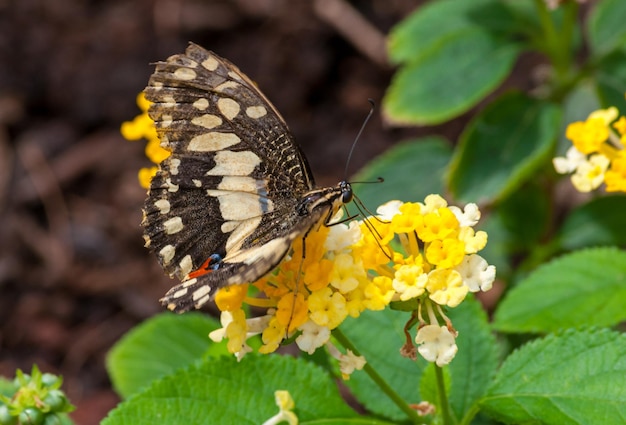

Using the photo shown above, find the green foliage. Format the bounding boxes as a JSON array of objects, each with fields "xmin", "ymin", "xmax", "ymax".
[
  {"xmin": 0, "ymin": 367, "xmax": 74, "ymax": 425},
  {"xmin": 106, "ymin": 1, "xmax": 626, "ymax": 424},
  {"xmin": 103, "ymin": 355, "xmax": 367, "ymax": 425},
  {"xmin": 106, "ymin": 312, "xmax": 223, "ymax": 398},
  {"xmin": 482, "ymin": 329, "xmax": 626, "ymax": 425},
  {"xmin": 493, "ymin": 248, "xmax": 626, "ymax": 332}
]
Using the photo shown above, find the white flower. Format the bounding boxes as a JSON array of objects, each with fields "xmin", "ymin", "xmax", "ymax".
[
  {"xmin": 325, "ymin": 342, "xmax": 366, "ymax": 379},
  {"xmin": 325, "ymin": 220, "xmax": 361, "ymax": 251},
  {"xmin": 376, "ymin": 200, "xmax": 403, "ymax": 220},
  {"xmin": 455, "ymin": 254, "xmax": 496, "ymax": 292},
  {"xmin": 449, "ymin": 203, "xmax": 481, "ymax": 227},
  {"xmin": 415, "ymin": 325, "xmax": 458, "ymax": 366},
  {"xmin": 209, "ymin": 311, "xmax": 272, "ymax": 360},
  {"xmin": 295, "ymin": 320, "xmax": 331, "ymax": 354},
  {"xmin": 553, "ymin": 146, "xmax": 586, "ymax": 174},
  {"xmin": 338, "ymin": 349, "xmax": 366, "ymax": 378}
]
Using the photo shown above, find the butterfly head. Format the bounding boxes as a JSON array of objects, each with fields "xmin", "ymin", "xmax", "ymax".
[{"xmin": 296, "ymin": 181, "xmax": 353, "ymax": 219}]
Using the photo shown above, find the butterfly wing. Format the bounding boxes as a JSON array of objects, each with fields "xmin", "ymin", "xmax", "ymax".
[{"xmin": 142, "ymin": 44, "xmax": 319, "ymax": 311}]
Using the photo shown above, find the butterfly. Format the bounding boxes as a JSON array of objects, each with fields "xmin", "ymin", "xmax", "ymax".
[{"xmin": 142, "ymin": 43, "xmax": 353, "ymax": 312}]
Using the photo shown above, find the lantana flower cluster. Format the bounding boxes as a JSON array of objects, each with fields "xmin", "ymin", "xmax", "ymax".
[
  {"xmin": 553, "ymin": 104, "xmax": 626, "ymax": 193},
  {"xmin": 121, "ymin": 93, "xmax": 170, "ymax": 188},
  {"xmin": 122, "ymin": 95, "xmax": 496, "ymax": 371},
  {"xmin": 207, "ymin": 196, "xmax": 495, "ymax": 369}
]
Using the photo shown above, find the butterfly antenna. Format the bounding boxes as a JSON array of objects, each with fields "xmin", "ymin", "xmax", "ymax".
[{"xmin": 344, "ymin": 99, "xmax": 376, "ymax": 180}]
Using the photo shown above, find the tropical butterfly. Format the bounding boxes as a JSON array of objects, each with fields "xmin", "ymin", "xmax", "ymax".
[{"xmin": 142, "ymin": 43, "xmax": 352, "ymax": 312}]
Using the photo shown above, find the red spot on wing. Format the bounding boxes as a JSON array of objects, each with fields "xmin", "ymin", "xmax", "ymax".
[{"xmin": 188, "ymin": 256, "xmax": 216, "ymax": 279}]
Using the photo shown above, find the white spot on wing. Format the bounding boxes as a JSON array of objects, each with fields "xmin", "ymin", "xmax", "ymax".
[
  {"xmin": 163, "ymin": 216, "xmax": 184, "ymax": 234},
  {"xmin": 218, "ymin": 176, "xmax": 263, "ymax": 192},
  {"xmin": 160, "ymin": 245, "xmax": 175, "ymax": 265},
  {"xmin": 191, "ymin": 114, "xmax": 222, "ymax": 129},
  {"xmin": 192, "ymin": 179, "xmax": 202, "ymax": 187},
  {"xmin": 161, "ymin": 96, "xmax": 177, "ymax": 108},
  {"xmin": 169, "ymin": 158, "xmax": 181, "ymax": 175},
  {"xmin": 215, "ymin": 81, "xmax": 239, "ymax": 92},
  {"xmin": 155, "ymin": 199, "xmax": 171, "ymax": 214},
  {"xmin": 224, "ymin": 217, "xmax": 262, "ymax": 252},
  {"xmin": 179, "ymin": 255, "xmax": 193, "ymax": 277},
  {"xmin": 208, "ymin": 192, "xmax": 265, "ymax": 221},
  {"xmin": 206, "ymin": 151, "xmax": 261, "ymax": 176},
  {"xmin": 174, "ymin": 67, "xmax": 197, "ymax": 81},
  {"xmin": 161, "ymin": 114, "xmax": 173, "ymax": 127},
  {"xmin": 221, "ymin": 220, "xmax": 239, "ymax": 233},
  {"xmin": 166, "ymin": 178, "xmax": 179, "ymax": 192},
  {"xmin": 217, "ymin": 98, "xmax": 240, "ymax": 120},
  {"xmin": 192, "ymin": 285, "xmax": 212, "ymax": 301},
  {"xmin": 202, "ymin": 56, "xmax": 219, "ymax": 71},
  {"xmin": 188, "ymin": 132, "xmax": 240, "ymax": 151},
  {"xmin": 183, "ymin": 278, "xmax": 198, "ymax": 288},
  {"xmin": 246, "ymin": 106, "xmax": 267, "ymax": 119},
  {"xmin": 193, "ymin": 98, "xmax": 209, "ymax": 110},
  {"xmin": 172, "ymin": 288, "xmax": 188, "ymax": 299},
  {"xmin": 195, "ymin": 294, "xmax": 211, "ymax": 308}
]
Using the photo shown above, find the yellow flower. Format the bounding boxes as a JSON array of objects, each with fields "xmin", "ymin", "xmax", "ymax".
[
  {"xmin": 426, "ymin": 269, "xmax": 468, "ymax": 308},
  {"xmin": 557, "ymin": 103, "xmax": 626, "ymax": 193},
  {"xmin": 308, "ymin": 287, "xmax": 348, "ymax": 329},
  {"xmin": 121, "ymin": 93, "xmax": 170, "ymax": 188},
  {"xmin": 571, "ymin": 154, "xmax": 610, "ymax": 192},
  {"xmin": 262, "ymin": 391, "xmax": 298, "ymax": 425},
  {"xmin": 566, "ymin": 117, "xmax": 609, "ymax": 154},
  {"xmin": 605, "ymin": 150, "xmax": 626, "ymax": 192},
  {"xmin": 215, "ymin": 284, "xmax": 249, "ymax": 311},
  {"xmin": 425, "ymin": 238, "xmax": 465, "ymax": 269}
]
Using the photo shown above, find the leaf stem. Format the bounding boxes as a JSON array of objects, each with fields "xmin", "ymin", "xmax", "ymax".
[
  {"xmin": 332, "ymin": 327, "xmax": 422, "ymax": 423},
  {"xmin": 434, "ymin": 365, "xmax": 455, "ymax": 425}
]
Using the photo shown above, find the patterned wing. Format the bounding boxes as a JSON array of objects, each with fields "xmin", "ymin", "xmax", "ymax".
[{"xmin": 142, "ymin": 44, "xmax": 319, "ymax": 311}]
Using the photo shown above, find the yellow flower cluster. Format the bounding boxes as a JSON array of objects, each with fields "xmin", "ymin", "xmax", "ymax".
[
  {"xmin": 554, "ymin": 105, "xmax": 626, "ymax": 192},
  {"xmin": 358, "ymin": 196, "xmax": 493, "ymax": 308},
  {"xmin": 209, "ymin": 196, "xmax": 495, "ymax": 367},
  {"xmin": 120, "ymin": 93, "xmax": 170, "ymax": 188},
  {"xmin": 210, "ymin": 216, "xmax": 389, "ymax": 357}
]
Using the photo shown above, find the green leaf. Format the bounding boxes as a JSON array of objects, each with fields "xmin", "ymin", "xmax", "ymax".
[
  {"xmin": 587, "ymin": 0, "xmax": 626, "ymax": 57},
  {"xmin": 384, "ymin": 30, "xmax": 521, "ymax": 125},
  {"xmin": 0, "ymin": 378, "xmax": 16, "ymax": 398},
  {"xmin": 481, "ymin": 328, "xmax": 626, "ymax": 425},
  {"xmin": 557, "ymin": 195, "xmax": 626, "ymax": 250},
  {"xmin": 474, "ymin": 214, "xmax": 513, "ymax": 278},
  {"xmin": 493, "ymin": 248, "xmax": 626, "ymax": 333},
  {"xmin": 494, "ymin": 182, "xmax": 551, "ymax": 252},
  {"xmin": 106, "ymin": 312, "xmax": 222, "ymax": 398},
  {"xmin": 447, "ymin": 297, "xmax": 499, "ymax": 422},
  {"xmin": 341, "ymin": 308, "xmax": 425, "ymax": 421},
  {"xmin": 593, "ymin": 50, "xmax": 626, "ymax": 113},
  {"xmin": 341, "ymin": 297, "xmax": 498, "ymax": 422},
  {"xmin": 388, "ymin": 0, "xmax": 517, "ymax": 64},
  {"xmin": 448, "ymin": 92, "xmax": 561, "ymax": 203},
  {"xmin": 102, "ymin": 355, "xmax": 362, "ymax": 425},
  {"xmin": 351, "ymin": 137, "xmax": 451, "ymax": 207}
]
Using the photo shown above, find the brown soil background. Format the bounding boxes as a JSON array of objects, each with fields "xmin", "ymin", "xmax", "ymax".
[{"xmin": 0, "ymin": 1, "xmax": 475, "ymax": 423}]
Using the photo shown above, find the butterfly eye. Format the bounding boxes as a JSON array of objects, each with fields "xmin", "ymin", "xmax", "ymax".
[{"xmin": 341, "ymin": 183, "xmax": 353, "ymax": 204}]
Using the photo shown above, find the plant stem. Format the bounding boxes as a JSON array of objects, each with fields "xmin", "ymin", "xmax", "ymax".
[
  {"xmin": 434, "ymin": 365, "xmax": 455, "ymax": 425},
  {"xmin": 332, "ymin": 328, "xmax": 422, "ymax": 423}
]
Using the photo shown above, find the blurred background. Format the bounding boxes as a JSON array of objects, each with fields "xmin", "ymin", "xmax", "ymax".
[{"xmin": 0, "ymin": 0, "xmax": 449, "ymax": 423}]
